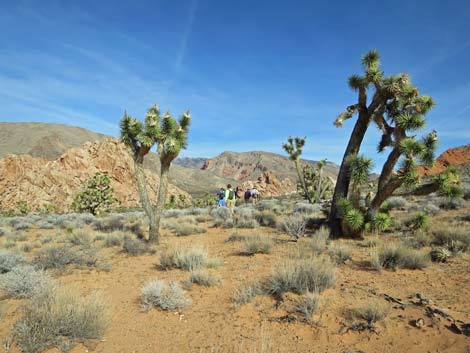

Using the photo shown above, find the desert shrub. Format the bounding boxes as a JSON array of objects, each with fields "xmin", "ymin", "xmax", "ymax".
[
  {"xmin": 6, "ymin": 232, "xmax": 28, "ymax": 242},
  {"xmin": 346, "ymin": 300, "xmax": 389, "ymax": 327},
  {"xmin": 13, "ymin": 287, "xmax": 108, "ymax": 353},
  {"xmin": 328, "ymin": 244, "xmax": 352, "ymax": 264},
  {"xmin": 403, "ymin": 231, "xmax": 431, "ymax": 249},
  {"xmin": 39, "ymin": 235, "xmax": 52, "ymax": 244},
  {"xmin": 163, "ymin": 209, "xmax": 187, "ymax": 218},
  {"xmin": 34, "ymin": 245, "xmax": 76, "ymax": 270},
  {"xmin": 0, "ymin": 265, "xmax": 54, "ymax": 299},
  {"xmin": 195, "ymin": 214, "xmax": 212, "ymax": 223},
  {"xmin": 234, "ymin": 209, "xmax": 259, "ymax": 229},
  {"xmin": 141, "ymin": 280, "xmax": 191, "ymax": 310},
  {"xmin": 0, "ymin": 250, "xmax": 26, "ymax": 273},
  {"xmin": 242, "ymin": 234, "xmax": 273, "ymax": 255},
  {"xmin": 187, "ymin": 208, "xmax": 209, "ymax": 216},
  {"xmin": 72, "ymin": 172, "xmax": 117, "ymax": 215},
  {"xmin": 256, "ymin": 199, "xmax": 279, "ymax": 212},
  {"xmin": 210, "ymin": 207, "xmax": 232, "ymax": 221},
  {"xmin": 67, "ymin": 229, "xmax": 92, "ymax": 247},
  {"xmin": 187, "ymin": 270, "xmax": 222, "ymax": 287},
  {"xmin": 92, "ymin": 214, "xmax": 125, "ymax": 233},
  {"xmin": 371, "ymin": 243, "xmax": 429, "ymax": 270},
  {"xmin": 36, "ymin": 220, "xmax": 54, "ymax": 229},
  {"xmin": 296, "ymin": 292, "xmax": 320, "ymax": 322},
  {"xmin": 20, "ymin": 243, "xmax": 34, "ymax": 253},
  {"xmin": 122, "ymin": 237, "xmax": 155, "ymax": 256},
  {"xmin": 281, "ymin": 214, "xmax": 306, "ymax": 240},
  {"xmin": 420, "ymin": 202, "xmax": 440, "ymax": 215},
  {"xmin": 463, "ymin": 185, "xmax": 470, "ymax": 200},
  {"xmin": 264, "ymin": 258, "xmax": 336, "ymax": 295},
  {"xmin": 232, "ymin": 281, "xmax": 262, "ymax": 306},
  {"xmin": 226, "ymin": 232, "xmax": 248, "ymax": 242},
  {"xmin": 13, "ymin": 221, "xmax": 33, "ymax": 231},
  {"xmin": 371, "ymin": 213, "xmax": 393, "ymax": 232},
  {"xmin": 160, "ymin": 247, "xmax": 210, "ymax": 271},
  {"xmin": 4, "ymin": 240, "xmax": 16, "ymax": 249},
  {"xmin": 438, "ymin": 197, "xmax": 464, "ymax": 210},
  {"xmin": 430, "ymin": 247, "xmax": 451, "ymax": 263},
  {"xmin": 172, "ymin": 223, "xmax": 207, "ymax": 236},
  {"xmin": 16, "ymin": 201, "xmax": 31, "ymax": 215},
  {"xmin": 294, "ymin": 202, "xmax": 322, "ymax": 214},
  {"xmin": 102, "ymin": 232, "xmax": 125, "ymax": 247},
  {"xmin": 407, "ymin": 212, "xmax": 430, "ymax": 231},
  {"xmin": 255, "ymin": 210, "xmax": 277, "ymax": 227},
  {"xmin": 307, "ymin": 226, "xmax": 329, "ymax": 255},
  {"xmin": 0, "ymin": 228, "xmax": 5, "ymax": 237},
  {"xmin": 431, "ymin": 227, "xmax": 470, "ymax": 253},
  {"xmin": 387, "ymin": 196, "xmax": 409, "ymax": 210}
]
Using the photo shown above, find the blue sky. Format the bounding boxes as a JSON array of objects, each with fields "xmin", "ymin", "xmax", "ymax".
[{"xmin": 0, "ymin": 0, "xmax": 469, "ymax": 169}]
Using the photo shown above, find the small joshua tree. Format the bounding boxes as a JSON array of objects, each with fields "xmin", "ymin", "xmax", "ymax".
[
  {"xmin": 72, "ymin": 172, "xmax": 116, "ymax": 215},
  {"xmin": 329, "ymin": 50, "xmax": 461, "ymax": 237},
  {"xmin": 120, "ymin": 103, "xmax": 190, "ymax": 243},
  {"xmin": 283, "ymin": 137, "xmax": 333, "ymax": 203}
]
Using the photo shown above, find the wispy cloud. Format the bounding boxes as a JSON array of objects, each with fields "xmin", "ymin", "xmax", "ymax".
[{"xmin": 175, "ymin": 0, "xmax": 199, "ymax": 74}]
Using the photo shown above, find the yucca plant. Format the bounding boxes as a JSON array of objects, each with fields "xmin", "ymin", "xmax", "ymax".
[
  {"xmin": 430, "ymin": 247, "xmax": 450, "ymax": 263},
  {"xmin": 120, "ymin": 103, "xmax": 191, "ymax": 243},
  {"xmin": 329, "ymin": 50, "xmax": 462, "ymax": 237}
]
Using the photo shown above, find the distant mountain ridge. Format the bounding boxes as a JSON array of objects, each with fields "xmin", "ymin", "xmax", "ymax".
[{"xmin": 0, "ymin": 122, "xmax": 339, "ymax": 196}]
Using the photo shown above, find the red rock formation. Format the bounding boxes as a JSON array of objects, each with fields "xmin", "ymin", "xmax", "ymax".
[
  {"xmin": 0, "ymin": 138, "xmax": 190, "ymax": 212},
  {"xmin": 419, "ymin": 145, "xmax": 470, "ymax": 176},
  {"xmin": 239, "ymin": 171, "xmax": 295, "ymax": 198}
]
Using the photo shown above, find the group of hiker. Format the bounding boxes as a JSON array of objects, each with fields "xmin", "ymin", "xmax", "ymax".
[{"xmin": 216, "ymin": 184, "xmax": 260, "ymax": 208}]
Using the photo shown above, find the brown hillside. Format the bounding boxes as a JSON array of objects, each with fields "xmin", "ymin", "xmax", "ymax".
[
  {"xmin": 419, "ymin": 145, "xmax": 470, "ymax": 176},
  {"xmin": 0, "ymin": 138, "xmax": 190, "ymax": 212},
  {"xmin": 201, "ymin": 151, "xmax": 339, "ymax": 182}
]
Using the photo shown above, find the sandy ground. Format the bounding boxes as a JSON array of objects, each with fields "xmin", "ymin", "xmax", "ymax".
[{"xmin": 0, "ymin": 212, "xmax": 469, "ymax": 353}]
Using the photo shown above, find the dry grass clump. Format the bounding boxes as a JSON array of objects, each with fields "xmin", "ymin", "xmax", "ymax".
[
  {"xmin": 307, "ymin": 226, "xmax": 329, "ymax": 254},
  {"xmin": 264, "ymin": 258, "xmax": 336, "ymax": 296},
  {"xmin": 172, "ymin": 222, "xmax": 207, "ymax": 236},
  {"xmin": 296, "ymin": 292, "xmax": 320, "ymax": 322},
  {"xmin": 242, "ymin": 234, "xmax": 274, "ymax": 255},
  {"xmin": 160, "ymin": 247, "xmax": 212, "ymax": 271},
  {"xmin": 187, "ymin": 269, "xmax": 222, "ymax": 287},
  {"xmin": 13, "ymin": 287, "xmax": 108, "ymax": 353},
  {"xmin": 294, "ymin": 202, "xmax": 322, "ymax": 214},
  {"xmin": 234, "ymin": 208, "xmax": 259, "ymax": 229},
  {"xmin": 328, "ymin": 244, "xmax": 352, "ymax": 264},
  {"xmin": 386, "ymin": 196, "xmax": 409, "ymax": 210},
  {"xmin": 403, "ymin": 231, "xmax": 431, "ymax": 249},
  {"xmin": 431, "ymin": 226, "xmax": 470, "ymax": 253},
  {"xmin": 345, "ymin": 300, "xmax": 390, "ymax": 327},
  {"xmin": 141, "ymin": 280, "xmax": 191, "ymax": 310},
  {"xmin": 281, "ymin": 214, "xmax": 307, "ymax": 240},
  {"xmin": 0, "ymin": 250, "xmax": 26, "ymax": 273},
  {"xmin": 226, "ymin": 232, "xmax": 249, "ymax": 242},
  {"xmin": 67, "ymin": 229, "xmax": 92, "ymax": 247},
  {"xmin": 0, "ymin": 227, "xmax": 6, "ymax": 237},
  {"xmin": 0, "ymin": 265, "xmax": 54, "ymax": 299},
  {"xmin": 6, "ymin": 232, "xmax": 28, "ymax": 243},
  {"xmin": 102, "ymin": 232, "xmax": 125, "ymax": 247},
  {"xmin": 232, "ymin": 281, "xmax": 262, "ymax": 307},
  {"xmin": 371, "ymin": 243, "xmax": 429, "ymax": 270},
  {"xmin": 122, "ymin": 237, "xmax": 156, "ymax": 256},
  {"xmin": 34, "ymin": 244, "xmax": 103, "ymax": 271}
]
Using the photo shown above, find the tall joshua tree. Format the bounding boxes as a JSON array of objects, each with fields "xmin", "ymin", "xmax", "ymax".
[
  {"xmin": 120, "ymin": 104, "xmax": 190, "ymax": 243},
  {"xmin": 329, "ymin": 50, "xmax": 460, "ymax": 237},
  {"xmin": 283, "ymin": 137, "xmax": 312, "ymax": 203}
]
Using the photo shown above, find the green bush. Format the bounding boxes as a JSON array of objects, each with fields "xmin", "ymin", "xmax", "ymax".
[
  {"xmin": 0, "ymin": 250, "xmax": 26, "ymax": 273},
  {"xmin": 72, "ymin": 172, "xmax": 117, "ymax": 215},
  {"xmin": 16, "ymin": 201, "xmax": 31, "ymax": 215},
  {"xmin": 371, "ymin": 243, "xmax": 429, "ymax": 270}
]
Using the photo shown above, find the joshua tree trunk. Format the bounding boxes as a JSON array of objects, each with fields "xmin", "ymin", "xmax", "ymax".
[
  {"xmin": 329, "ymin": 110, "xmax": 371, "ymax": 237},
  {"xmin": 153, "ymin": 161, "xmax": 170, "ymax": 243},
  {"xmin": 133, "ymin": 159, "xmax": 158, "ymax": 241}
]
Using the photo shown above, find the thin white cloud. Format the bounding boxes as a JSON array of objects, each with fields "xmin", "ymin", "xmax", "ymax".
[{"xmin": 175, "ymin": 0, "xmax": 199, "ymax": 73}]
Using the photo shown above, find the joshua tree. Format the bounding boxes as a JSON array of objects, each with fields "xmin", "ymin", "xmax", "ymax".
[
  {"xmin": 120, "ymin": 104, "xmax": 190, "ymax": 243},
  {"xmin": 329, "ymin": 50, "xmax": 461, "ymax": 237},
  {"xmin": 283, "ymin": 137, "xmax": 333, "ymax": 203}
]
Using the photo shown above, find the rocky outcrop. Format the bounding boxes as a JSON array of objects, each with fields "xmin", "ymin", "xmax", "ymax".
[
  {"xmin": 0, "ymin": 138, "xmax": 190, "ymax": 212},
  {"xmin": 239, "ymin": 171, "xmax": 295, "ymax": 197},
  {"xmin": 419, "ymin": 145, "xmax": 470, "ymax": 176}
]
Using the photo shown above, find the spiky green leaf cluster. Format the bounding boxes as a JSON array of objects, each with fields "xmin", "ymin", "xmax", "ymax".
[
  {"xmin": 435, "ymin": 166, "xmax": 463, "ymax": 199},
  {"xmin": 348, "ymin": 154, "xmax": 374, "ymax": 185},
  {"xmin": 345, "ymin": 209, "xmax": 364, "ymax": 231},
  {"xmin": 371, "ymin": 213, "xmax": 393, "ymax": 232},
  {"xmin": 297, "ymin": 162, "xmax": 334, "ymax": 203},
  {"xmin": 282, "ymin": 136, "xmax": 305, "ymax": 161}
]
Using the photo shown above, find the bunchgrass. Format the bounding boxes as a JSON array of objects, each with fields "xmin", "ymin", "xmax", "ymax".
[
  {"xmin": 141, "ymin": 280, "xmax": 191, "ymax": 310},
  {"xmin": 242, "ymin": 234, "xmax": 273, "ymax": 255}
]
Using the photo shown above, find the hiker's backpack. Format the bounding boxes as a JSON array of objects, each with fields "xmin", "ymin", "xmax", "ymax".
[
  {"xmin": 228, "ymin": 190, "xmax": 235, "ymax": 200},
  {"xmin": 244, "ymin": 190, "xmax": 251, "ymax": 200},
  {"xmin": 217, "ymin": 191, "xmax": 225, "ymax": 200}
]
